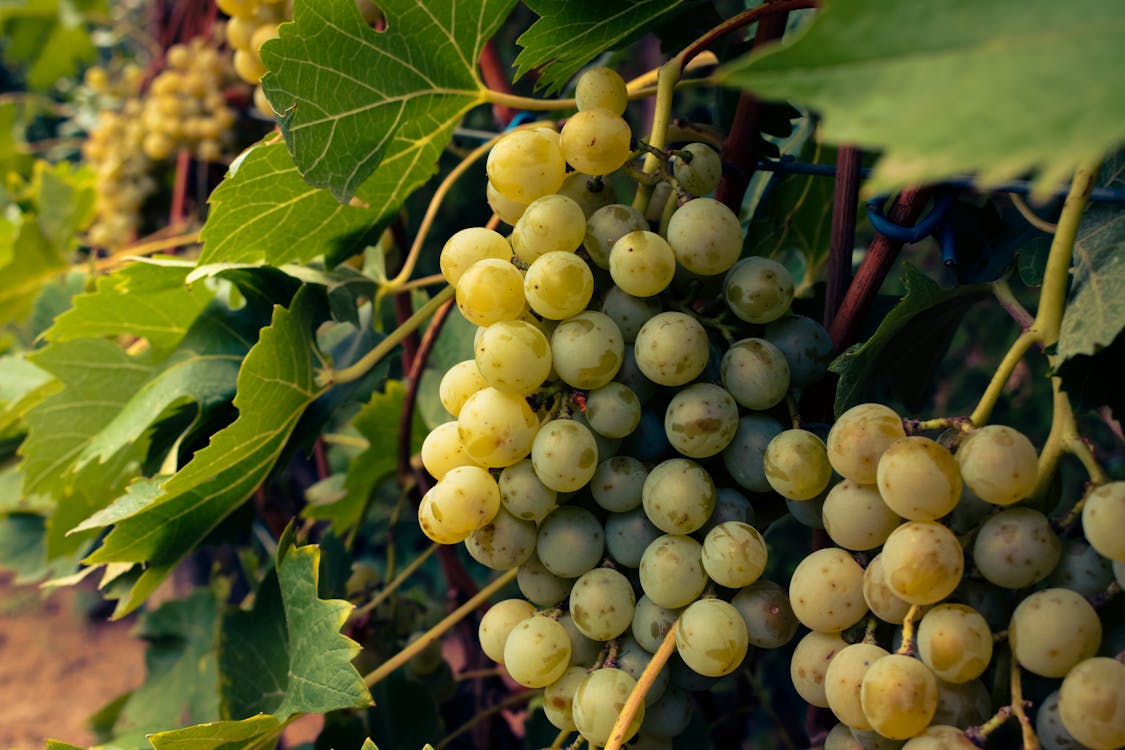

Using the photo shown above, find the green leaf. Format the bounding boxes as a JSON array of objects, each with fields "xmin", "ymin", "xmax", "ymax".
[
  {"xmin": 260, "ymin": 0, "xmax": 516, "ymax": 200},
  {"xmin": 720, "ymin": 0, "xmax": 1125, "ymax": 196},
  {"xmin": 83, "ymin": 287, "xmax": 327, "ymax": 613},
  {"xmin": 829, "ymin": 265, "xmax": 992, "ymax": 415},
  {"xmin": 0, "ymin": 352, "xmax": 55, "ymax": 442},
  {"xmin": 146, "ymin": 715, "xmax": 281, "ymax": 750},
  {"xmin": 366, "ymin": 671, "xmax": 442, "ymax": 750},
  {"xmin": 513, "ymin": 0, "xmax": 682, "ymax": 94},
  {"xmin": 0, "ymin": 513, "xmax": 47, "ymax": 581},
  {"xmin": 0, "ymin": 0, "xmax": 104, "ymax": 90}
]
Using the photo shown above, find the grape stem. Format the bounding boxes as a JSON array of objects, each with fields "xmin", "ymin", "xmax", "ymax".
[
  {"xmin": 631, "ymin": 61, "xmax": 681, "ymax": 213},
  {"xmin": 895, "ymin": 604, "xmax": 922, "ymax": 656},
  {"xmin": 1010, "ymin": 658, "xmax": 1041, "ymax": 750},
  {"xmin": 674, "ymin": 0, "xmax": 817, "ymax": 72},
  {"xmin": 351, "ymin": 542, "xmax": 439, "ymax": 620},
  {"xmin": 603, "ymin": 619, "xmax": 680, "ymax": 750},
  {"xmin": 992, "ymin": 277, "xmax": 1035, "ymax": 331},
  {"xmin": 89, "ymin": 227, "xmax": 200, "ymax": 271}
]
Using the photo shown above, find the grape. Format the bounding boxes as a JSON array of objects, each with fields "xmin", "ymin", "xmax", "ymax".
[
  {"xmin": 639, "ymin": 534, "xmax": 708, "ymax": 608},
  {"xmin": 915, "ymin": 604, "xmax": 992, "ymax": 683},
  {"xmin": 699, "ymin": 487, "xmax": 756, "ymax": 537},
  {"xmin": 418, "ymin": 492, "xmax": 472, "ymax": 544},
  {"xmin": 615, "ymin": 344, "xmax": 659, "ymax": 404},
  {"xmin": 973, "ymin": 507, "xmax": 1060, "ymax": 588},
  {"xmin": 764, "ymin": 429, "xmax": 833, "ymax": 501},
  {"xmin": 621, "ymin": 408, "xmax": 671, "ymax": 462},
  {"xmin": 825, "ymin": 643, "xmax": 890, "ymax": 730},
  {"xmin": 1058, "ymin": 657, "xmax": 1125, "ymax": 750},
  {"xmin": 640, "ymin": 684, "xmax": 693, "ymax": 737},
  {"xmin": 1009, "ymin": 588, "xmax": 1101, "ymax": 678},
  {"xmin": 419, "ymin": 465, "xmax": 500, "ymax": 537},
  {"xmin": 601, "ymin": 286, "xmax": 664, "ymax": 343},
  {"xmin": 822, "ymin": 480, "xmax": 901, "ymax": 551},
  {"xmin": 641, "ymin": 458, "xmax": 716, "ymax": 534},
  {"xmin": 511, "ymin": 193, "xmax": 588, "ymax": 262},
  {"xmin": 931, "ymin": 677, "xmax": 991, "ymax": 729},
  {"xmin": 827, "ymin": 403, "xmax": 907, "ymax": 484},
  {"xmin": 615, "ymin": 635, "xmax": 671, "ymax": 706},
  {"xmin": 875, "ymin": 436, "xmax": 962, "ymax": 521},
  {"xmin": 670, "ymin": 143, "xmax": 723, "ymax": 196},
  {"xmin": 1049, "ymin": 539, "xmax": 1115, "ymax": 597},
  {"xmin": 701, "ymin": 521, "xmax": 767, "ymax": 589},
  {"xmin": 556, "ymin": 171, "xmax": 616, "ymax": 217},
  {"xmin": 632, "ymin": 595, "xmax": 682, "ymax": 653},
  {"xmin": 439, "ymin": 359, "xmax": 489, "ymax": 418},
  {"xmin": 633, "ymin": 312, "xmax": 710, "ymax": 386},
  {"xmin": 465, "ymin": 507, "xmax": 537, "ymax": 570},
  {"xmin": 863, "ymin": 554, "xmax": 914, "ymax": 624},
  {"xmin": 478, "ymin": 599, "xmax": 536, "ymax": 663},
  {"xmin": 487, "ymin": 128, "xmax": 567, "ymax": 203},
  {"xmin": 543, "ymin": 665, "xmax": 588, "ymax": 731},
  {"xmin": 486, "ymin": 180, "xmax": 527, "ymax": 224},
  {"xmin": 498, "ymin": 459, "xmax": 558, "ymax": 522},
  {"xmin": 788, "ymin": 493, "xmax": 828, "ymax": 529},
  {"xmin": 457, "ymin": 386, "xmax": 540, "ymax": 468},
  {"xmin": 475, "ymin": 319, "xmax": 552, "ymax": 395},
  {"xmin": 731, "ymin": 579, "xmax": 798, "ymax": 648},
  {"xmin": 559, "ymin": 611, "xmax": 603, "ymax": 667},
  {"xmin": 569, "ymin": 567, "xmax": 636, "ymax": 641},
  {"xmin": 791, "ymin": 630, "xmax": 849, "ymax": 707},
  {"xmin": 605, "ymin": 505, "xmax": 662, "ymax": 570},
  {"xmin": 585, "ymin": 382, "xmax": 642, "ymax": 439},
  {"xmin": 551, "ymin": 311, "xmax": 625, "ymax": 389},
  {"xmin": 900, "ymin": 726, "xmax": 977, "ymax": 750},
  {"xmin": 591, "ymin": 456, "xmax": 647, "ymax": 513},
  {"xmin": 765, "ymin": 314, "xmax": 836, "ymax": 388},
  {"xmin": 439, "ymin": 227, "xmax": 512, "ymax": 285},
  {"xmin": 955, "ymin": 424, "xmax": 1038, "ymax": 506},
  {"xmin": 665, "ymin": 198, "xmax": 743, "ymax": 275},
  {"xmin": 676, "ymin": 598, "xmax": 749, "ymax": 677},
  {"xmin": 575, "ymin": 66, "xmax": 628, "ymax": 114},
  {"xmin": 720, "ymin": 338, "xmax": 790, "ymax": 410},
  {"xmin": 789, "ymin": 547, "xmax": 867, "ymax": 632},
  {"xmin": 722, "ymin": 414, "xmax": 784, "ymax": 493},
  {"xmin": 560, "ymin": 108, "xmax": 633, "ymax": 176},
  {"xmin": 1036, "ymin": 690, "xmax": 1092, "ymax": 750},
  {"xmin": 585, "ymin": 204, "xmax": 649, "ymax": 270},
  {"xmin": 1081, "ymin": 481, "xmax": 1125, "ymax": 561},
  {"xmin": 569, "ymin": 408, "xmax": 621, "ymax": 463},
  {"xmin": 517, "ymin": 552, "xmax": 573, "ymax": 606},
  {"xmin": 531, "ymin": 418, "xmax": 600, "ymax": 492},
  {"xmin": 880, "ymin": 521, "xmax": 964, "ymax": 605},
  {"xmin": 609, "ymin": 230, "xmax": 677, "ymax": 297},
  {"xmin": 724, "ymin": 257, "xmax": 794, "ymax": 324},
  {"xmin": 572, "ymin": 668, "xmax": 643, "ymax": 745},
  {"xmin": 523, "ymin": 251, "xmax": 594, "ymax": 320},
  {"xmin": 825, "ymin": 723, "xmax": 866, "ymax": 750},
  {"xmin": 503, "ymin": 615, "xmax": 573, "ymax": 688},
  {"xmin": 537, "ymin": 505, "xmax": 605, "ymax": 578},
  {"xmin": 455, "ymin": 258, "xmax": 526, "ymax": 327},
  {"xmin": 661, "ymin": 382, "xmax": 738, "ymax": 459},
  {"xmin": 1116, "ymin": 559, "xmax": 1125, "ymax": 589},
  {"xmin": 420, "ymin": 420, "xmax": 482, "ymax": 480},
  {"xmin": 859, "ymin": 654, "xmax": 938, "ymax": 740}
]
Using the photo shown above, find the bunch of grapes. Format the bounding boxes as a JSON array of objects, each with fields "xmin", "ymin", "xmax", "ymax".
[
  {"xmin": 82, "ymin": 100, "xmax": 155, "ymax": 248},
  {"xmin": 219, "ymin": 0, "xmax": 291, "ymax": 118}
]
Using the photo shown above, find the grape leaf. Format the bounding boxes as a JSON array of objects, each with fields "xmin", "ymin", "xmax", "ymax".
[
  {"xmin": 0, "ymin": 0, "xmax": 104, "ymax": 90},
  {"xmin": 0, "ymin": 352, "xmax": 54, "ymax": 442},
  {"xmin": 146, "ymin": 715, "xmax": 281, "ymax": 750},
  {"xmin": 513, "ymin": 0, "xmax": 683, "ymax": 94},
  {"xmin": 261, "ymin": 0, "xmax": 517, "ymax": 201},
  {"xmin": 720, "ymin": 0, "xmax": 1125, "ymax": 197}
]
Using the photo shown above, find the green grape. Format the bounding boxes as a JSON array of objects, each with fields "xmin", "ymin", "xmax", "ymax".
[
  {"xmin": 701, "ymin": 521, "xmax": 767, "ymax": 589},
  {"xmin": 900, "ymin": 726, "xmax": 977, "ymax": 750},
  {"xmin": 1116, "ymin": 559, "xmax": 1125, "ymax": 589},
  {"xmin": 615, "ymin": 635, "xmax": 671, "ymax": 705},
  {"xmin": 699, "ymin": 487, "xmax": 756, "ymax": 537},
  {"xmin": 633, "ymin": 311, "xmax": 710, "ymax": 386},
  {"xmin": 591, "ymin": 456, "xmax": 646, "ymax": 512},
  {"xmin": 537, "ymin": 505, "xmax": 605, "ymax": 578},
  {"xmin": 675, "ymin": 598, "xmax": 749, "ymax": 677},
  {"xmin": 606, "ymin": 507, "xmax": 663, "ymax": 568},
  {"xmin": 585, "ymin": 203, "xmax": 648, "ymax": 269},
  {"xmin": 609, "ymin": 230, "xmax": 677, "ymax": 297},
  {"xmin": 825, "ymin": 723, "xmax": 866, "ymax": 750},
  {"xmin": 420, "ymin": 420, "xmax": 482, "ymax": 479},
  {"xmin": 486, "ymin": 180, "xmax": 527, "ymax": 225},
  {"xmin": 531, "ymin": 419, "xmax": 599, "ymax": 492},
  {"xmin": 487, "ymin": 128, "xmax": 567, "ymax": 204},
  {"xmin": 601, "ymin": 285, "xmax": 663, "ymax": 343},
  {"xmin": 1081, "ymin": 481, "xmax": 1125, "ymax": 561},
  {"xmin": 569, "ymin": 408, "xmax": 622, "ymax": 463},
  {"xmin": 1036, "ymin": 690, "xmax": 1090, "ymax": 750},
  {"xmin": 825, "ymin": 643, "xmax": 890, "ymax": 730},
  {"xmin": 543, "ymin": 665, "xmax": 588, "ymax": 731},
  {"xmin": 665, "ymin": 197, "xmax": 743, "ymax": 275},
  {"xmin": 614, "ymin": 345, "xmax": 658, "ymax": 404},
  {"xmin": 916, "ymin": 604, "xmax": 992, "ymax": 684},
  {"xmin": 973, "ymin": 507, "xmax": 1060, "ymax": 588},
  {"xmin": 559, "ymin": 611, "xmax": 603, "ymax": 666},
  {"xmin": 457, "ymin": 386, "xmax": 540, "ymax": 468},
  {"xmin": 1009, "ymin": 588, "xmax": 1101, "ymax": 678},
  {"xmin": 859, "ymin": 654, "xmax": 938, "ymax": 740},
  {"xmin": 631, "ymin": 595, "xmax": 682, "ymax": 653},
  {"xmin": 455, "ymin": 258, "xmax": 526, "ymax": 327},
  {"xmin": 475, "ymin": 319, "xmax": 552, "ymax": 395},
  {"xmin": 511, "ymin": 193, "xmax": 587, "ymax": 263},
  {"xmin": 663, "ymin": 382, "xmax": 739, "ymax": 459},
  {"xmin": 639, "ymin": 534, "xmax": 708, "ymax": 608},
  {"xmin": 720, "ymin": 338, "xmax": 790, "ymax": 410},
  {"xmin": 572, "ymin": 668, "xmax": 643, "ymax": 745},
  {"xmin": 585, "ymin": 382, "xmax": 642, "ymax": 439},
  {"xmin": 503, "ymin": 615, "xmax": 573, "ymax": 688},
  {"xmin": 880, "ymin": 521, "xmax": 963, "ymax": 605},
  {"xmin": 788, "ymin": 547, "xmax": 867, "ymax": 632},
  {"xmin": 641, "ymin": 458, "xmax": 716, "ymax": 534},
  {"xmin": 551, "ymin": 311, "xmax": 625, "ymax": 389},
  {"xmin": 822, "ymin": 480, "xmax": 902, "ymax": 552},
  {"xmin": 931, "ymin": 677, "xmax": 991, "ymax": 730},
  {"xmin": 724, "ymin": 256, "xmax": 794, "ymax": 324},
  {"xmin": 955, "ymin": 424, "xmax": 1039, "ymax": 506},
  {"xmin": 523, "ymin": 250, "xmax": 594, "ymax": 320},
  {"xmin": 827, "ymin": 403, "xmax": 907, "ymax": 484},
  {"xmin": 518, "ymin": 552, "xmax": 574, "ymax": 606},
  {"xmin": 439, "ymin": 226, "xmax": 511, "ymax": 284},
  {"xmin": 764, "ymin": 429, "xmax": 833, "ymax": 501},
  {"xmin": 560, "ymin": 108, "xmax": 633, "ymax": 176},
  {"xmin": 1049, "ymin": 539, "xmax": 1115, "ymax": 597},
  {"xmin": 849, "ymin": 729, "xmax": 908, "ymax": 750},
  {"xmin": 499, "ymin": 459, "xmax": 558, "ymax": 522},
  {"xmin": 465, "ymin": 507, "xmax": 538, "ymax": 570},
  {"xmin": 640, "ymin": 683, "xmax": 692, "ymax": 737},
  {"xmin": 876, "ymin": 436, "xmax": 962, "ymax": 521},
  {"xmin": 791, "ymin": 630, "xmax": 849, "ymax": 708},
  {"xmin": 478, "ymin": 598, "xmax": 536, "ymax": 663},
  {"xmin": 1059, "ymin": 659, "xmax": 1125, "ymax": 750},
  {"xmin": 575, "ymin": 66, "xmax": 628, "ymax": 114},
  {"xmin": 722, "ymin": 414, "xmax": 784, "ymax": 493},
  {"xmin": 556, "ymin": 171, "xmax": 616, "ymax": 217},
  {"xmin": 418, "ymin": 493, "xmax": 472, "ymax": 545},
  {"xmin": 731, "ymin": 579, "xmax": 798, "ymax": 648},
  {"xmin": 863, "ymin": 554, "xmax": 913, "ymax": 624},
  {"xmin": 569, "ymin": 567, "xmax": 636, "ymax": 640},
  {"xmin": 670, "ymin": 143, "xmax": 723, "ymax": 196},
  {"xmin": 788, "ymin": 494, "xmax": 828, "ymax": 529},
  {"xmin": 419, "ymin": 465, "xmax": 500, "ymax": 537}
]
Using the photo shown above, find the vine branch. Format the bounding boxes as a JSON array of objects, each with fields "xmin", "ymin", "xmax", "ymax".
[{"xmin": 603, "ymin": 619, "xmax": 680, "ymax": 750}]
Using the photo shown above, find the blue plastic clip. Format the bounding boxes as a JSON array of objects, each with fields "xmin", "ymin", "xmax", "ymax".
[
  {"xmin": 866, "ymin": 189, "xmax": 957, "ymax": 266},
  {"xmin": 505, "ymin": 111, "xmax": 537, "ymax": 131}
]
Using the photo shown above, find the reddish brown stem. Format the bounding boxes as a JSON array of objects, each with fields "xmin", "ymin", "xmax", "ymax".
[
  {"xmin": 169, "ymin": 147, "xmax": 192, "ymax": 227},
  {"xmin": 677, "ymin": 0, "xmax": 818, "ymax": 71},
  {"xmin": 397, "ymin": 296, "xmax": 456, "ymax": 487},
  {"xmin": 312, "ymin": 438, "xmax": 329, "ymax": 481},
  {"xmin": 824, "ymin": 146, "xmax": 863, "ymax": 328},
  {"xmin": 393, "ymin": 292, "xmax": 420, "ymax": 367},
  {"xmin": 479, "ymin": 39, "xmax": 518, "ymax": 128}
]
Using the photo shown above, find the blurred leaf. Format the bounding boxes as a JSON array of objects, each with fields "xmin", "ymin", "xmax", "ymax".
[
  {"xmin": 366, "ymin": 671, "xmax": 442, "ymax": 750},
  {"xmin": 1017, "ymin": 234, "xmax": 1052, "ymax": 287},
  {"xmin": 0, "ymin": 513, "xmax": 46, "ymax": 582},
  {"xmin": 0, "ymin": 0, "xmax": 104, "ymax": 89},
  {"xmin": 147, "ymin": 715, "xmax": 281, "ymax": 750},
  {"xmin": 1057, "ymin": 329, "xmax": 1125, "ymax": 420}
]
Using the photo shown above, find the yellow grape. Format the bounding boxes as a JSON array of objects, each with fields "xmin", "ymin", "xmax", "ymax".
[{"xmin": 859, "ymin": 654, "xmax": 938, "ymax": 739}]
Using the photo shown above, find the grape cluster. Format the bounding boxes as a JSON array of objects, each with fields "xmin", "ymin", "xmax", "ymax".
[
  {"xmin": 416, "ymin": 66, "xmax": 842, "ymax": 748},
  {"xmin": 219, "ymin": 0, "xmax": 292, "ymax": 118},
  {"xmin": 82, "ymin": 100, "xmax": 155, "ymax": 247}
]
